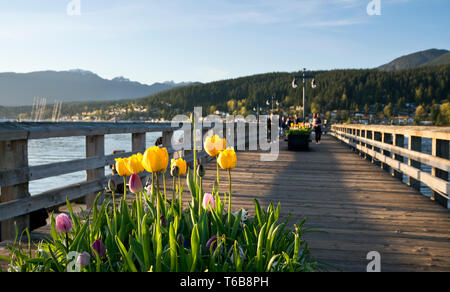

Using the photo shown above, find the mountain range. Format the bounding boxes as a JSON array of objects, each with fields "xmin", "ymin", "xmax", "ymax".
[
  {"xmin": 378, "ymin": 49, "xmax": 450, "ymax": 71},
  {"xmin": 0, "ymin": 69, "xmax": 191, "ymax": 106}
]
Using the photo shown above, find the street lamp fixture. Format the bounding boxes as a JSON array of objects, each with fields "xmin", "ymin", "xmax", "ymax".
[{"xmin": 292, "ymin": 68, "xmax": 318, "ymax": 122}]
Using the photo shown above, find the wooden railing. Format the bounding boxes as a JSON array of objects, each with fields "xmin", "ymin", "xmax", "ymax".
[
  {"xmin": 331, "ymin": 124, "xmax": 450, "ymax": 209},
  {"xmin": 0, "ymin": 121, "xmax": 257, "ymax": 241}
]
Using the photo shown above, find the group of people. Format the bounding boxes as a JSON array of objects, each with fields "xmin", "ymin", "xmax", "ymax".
[{"xmin": 279, "ymin": 113, "xmax": 323, "ymax": 144}]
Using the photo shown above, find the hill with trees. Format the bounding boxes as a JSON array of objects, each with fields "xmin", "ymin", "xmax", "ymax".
[
  {"xmin": 378, "ymin": 49, "xmax": 450, "ymax": 71},
  {"xmin": 137, "ymin": 65, "xmax": 450, "ymax": 119}
]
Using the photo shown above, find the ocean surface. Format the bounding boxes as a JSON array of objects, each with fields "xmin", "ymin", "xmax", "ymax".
[{"xmin": 28, "ymin": 133, "xmax": 164, "ymax": 195}]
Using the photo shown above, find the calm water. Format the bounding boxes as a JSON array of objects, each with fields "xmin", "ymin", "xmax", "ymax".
[{"xmin": 28, "ymin": 133, "xmax": 164, "ymax": 195}]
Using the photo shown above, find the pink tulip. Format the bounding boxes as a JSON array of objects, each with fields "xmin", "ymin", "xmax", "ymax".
[
  {"xmin": 55, "ymin": 213, "xmax": 72, "ymax": 233},
  {"xmin": 129, "ymin": 173, "xmax": 143, "ymax": 194},
  {"xmin": 202, "ymin": 193, "xmax": 216, "ymax": 210},
  {"xmin": 92, "ymin": 238, "xmax": 107, "ymax": 258}
]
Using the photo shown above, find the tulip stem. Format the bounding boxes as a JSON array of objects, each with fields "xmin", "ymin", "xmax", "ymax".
[
  {"xmin": 227, "ymin": 169, "xmax": 232, "ymax": 228},
  {"xmin": 155, "ymin": 172, "xmax": 162, "ymax": 272},
  {"xmin": 199, "ymin": 177, "xmax": 203, "ymax": 218},
  {"xmin": 172, "ymin": 176, "xmax": 176, "ymax": 211},
  {"xmin": 151, "ymin": 173, "xmax": 155, "ymax": 206},
  {"xmin": 112, "ymin": 190, "xmax": 117, "ymax": 226},
  {"xmin": 216, "ymin": 157, "xmax": 220, "ymax": 189},
  {"xmin": 65, "ymin": 232, "xmax": 69, "ymax": 251},
  {"xmin": 164, "ymin": 171, "xmax": 168, "ymax": 215},
  {"xmin": 123, "ymin": 176, "xmax": 127, "ymax": 201},
  {"xmin": 192, "ymin": 113, "xmax": 197, "ymax": 185},
  {"xmin": 178, "ymin": 175, "xmax": 182, "ymax": 217},
  {"xmin": 156, "ymin": 173, "xmax": 161, "ymax": 225}
]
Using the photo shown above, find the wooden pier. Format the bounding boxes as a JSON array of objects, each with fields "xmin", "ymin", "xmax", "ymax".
[{"xmin": 1, "ymin": 122, "xmax": 449, "ymax": 272}]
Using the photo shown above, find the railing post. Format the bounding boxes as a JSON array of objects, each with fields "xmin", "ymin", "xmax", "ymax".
[
  {"xmin": 408, "ymin": 136, "xmax": 422, "ymax": 192},
  {"xmin": 0, "ymin": 139, "xmax": 30, "ymax": 241},
  {"xmin": 132, "ymin": 133, "xmax": 146, "ymax": 153},
  {"xmin": 382, "ymin": 133, "xmax": 392, "ymax": 172},
  {"xmin": 86, "ymin": 135, "xmax": 105, "ymax": 208},
  {"xmin": 432, "ymin": 138, "xmax": 449, "ymax": 207},
  {"xmin": 183, "ymin": 127, "xmax": 194, "ymax": 162},
  {"xmin": 393, "ymin": 134, "xmax": 405, "ymax": 180},
  {"xmin": 367, "ymin": 130, "xmax": 374, "ymax": 163},
  {"xmin": 362, "ymin": 129, "xmax": 368, "ymax": 160}
]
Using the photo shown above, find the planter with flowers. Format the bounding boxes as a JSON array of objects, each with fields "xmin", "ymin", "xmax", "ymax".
[
  {"xmin": 2, "ymin": 116, "xmax": 319, "ymax": 272},
  {"xmin": 287, "ymin": 123, "xmax": 312, "ymax": 151}
]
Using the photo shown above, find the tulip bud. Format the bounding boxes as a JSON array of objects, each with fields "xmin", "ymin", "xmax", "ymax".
[
  {"xmin": 55, "ymin": 213, "xmax": 72, "ymax": 233},
  {"xmin": 108, "ymin": 178, "xmax": 117, "ymax": 193},
  {"xmin": 92, "ymin": 238, "xmax": 106, "ymax": 258},
  {"xmin": 197, "ymin": 163, "xmax": 205, "ymax": 178},
  {"xmin": 206, "ymin": 235, "xmax": 218, "ymax": 252},
  {"xmin": 77, "ymin": 252, "xmax": 91, "ymax": 269},
  {"xmin": 160, "ymin": 215, "xmax": 167, "ymax": 227},
  {"xmin": 129, "ymin": 173, "xmax": 143, "ymax": 194},
  {"xmin": 171, "ymin": 165, "xmax": 180, "ymax": 177},
  {"xmin": 202, "ymin": 193, "xmax": 216, "ymax": 210}
]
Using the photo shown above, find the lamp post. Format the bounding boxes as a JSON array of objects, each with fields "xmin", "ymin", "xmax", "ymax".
[
  {"xmin": 292, "ymin": 68, "xmax": 317, "ymax": 122},
  {"xmin": 266, "ymin": 96, "xmax": 278, "ymax": 114}
]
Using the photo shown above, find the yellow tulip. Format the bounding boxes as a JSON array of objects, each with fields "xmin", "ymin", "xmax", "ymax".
[
  {"xmin": 204, "ymin": 135, "xmax": 226, "ymax": 157},
  {"xmin": 127, "ymin": 153, "xmax": 144, "ymax": 174},
  {"xmin": 218, "ymin": 148, "xmax": 237, "ymax": 170},
  {"xmin": 115, "ymin": 158, "xmax": 132, "ymax": 177},
  {"xmin": 171, "ymin": 158, "xmax": 187, "ymax": 176},
  {"xmin": 142, "ymin": 146, "xmax": 169, "ymax": 173}
]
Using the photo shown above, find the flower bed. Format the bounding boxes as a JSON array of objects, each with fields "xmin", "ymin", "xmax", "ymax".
[{"xmin": 1, "ymin": 119, "xmax": 318, "ymax": 272}]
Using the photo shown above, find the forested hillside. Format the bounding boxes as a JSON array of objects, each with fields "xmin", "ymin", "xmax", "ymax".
[{"xmin": 138, "ymin": 65, "xmax": 450, "ymax": 118}]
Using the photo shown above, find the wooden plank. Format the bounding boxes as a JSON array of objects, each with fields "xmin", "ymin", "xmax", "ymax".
[
  {"xmin": 332, "ymin": 124, "xmax": 450, "ymax": 141},
  {"xmin": 0, "ymin": 122, "xmax": 181, "ymax": 142},
  {"xmin": 0, "ymin": 122, "xmax": 220, "ymax": 142},
  {"xmin": 0, "ymin": 151, "xmax": 139, "ymax": 187},
  {"xmin": 0, "ymin": 140, "xmax": 30, "ymax": 241},
  {"xmin": 0, "ymin": 174, "xmax": 121, "ymax": 221}
]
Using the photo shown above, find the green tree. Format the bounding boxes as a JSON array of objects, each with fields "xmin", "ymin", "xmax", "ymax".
[
  {"xmin": 364, "ymin": 104, "xmax": 370, "ymax": 115},
  {"xmin": 227, "ymin": 99, "xmax": 236, "ymax": 114},
  {"xmin": 415, "ymin": 105, "xmax": 428, "ymax": 121},
  {"xmin": 430, "ymin": 104, "xmax": 440, "ymax": 124},
  {"xmin": 383, "ymin": 103, "xmax": 393, "ymax": 120}
]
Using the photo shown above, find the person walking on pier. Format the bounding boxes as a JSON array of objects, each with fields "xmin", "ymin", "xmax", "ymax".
[{"xmin": 313, "ymin": 113, "xmax": 323, "ymax": 144}]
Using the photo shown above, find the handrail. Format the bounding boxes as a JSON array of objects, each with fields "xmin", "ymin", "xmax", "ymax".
[
  {"xmin": 0, "ymin": 122, "xmax": 181, "ymax": 141},
  {"xmin": 331, "ymin": 124, "xmax": 450, "ymax": 208}
]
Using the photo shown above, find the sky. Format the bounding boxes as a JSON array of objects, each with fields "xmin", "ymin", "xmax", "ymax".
[{"xmin": 0, "ymin": 0, "xmax": 449, "ymax": 84}]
